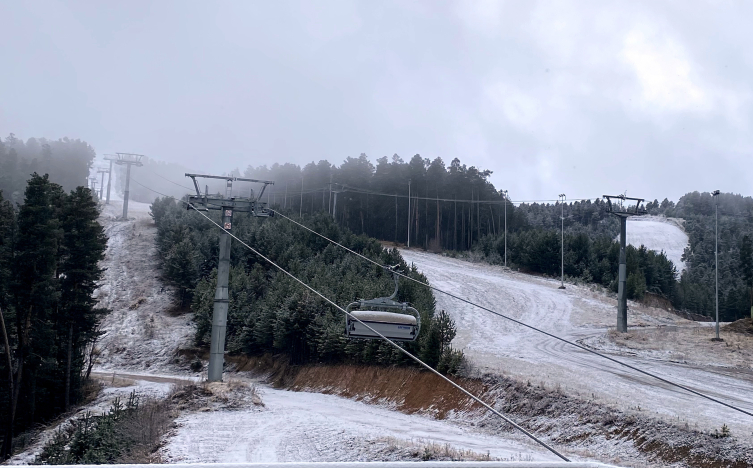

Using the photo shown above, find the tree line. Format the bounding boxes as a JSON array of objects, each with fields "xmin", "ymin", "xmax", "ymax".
[
  {"xmin": 0, "ymin": 173, "xmax": 107, "ymax": 459},
  {"xmin": 241, "ymin": 155, "xmax": 749, "ymax": 319},
  {"xmin": 151, "ymin": 196, "xmax": 463, "ymax": 374},
  {"xmin": 0, "ymin": 134, "xmax": 96, "ymax": 205},
  {"xmin": 659, "ymin": 191, "xmax": 753, "ymax": 321}
]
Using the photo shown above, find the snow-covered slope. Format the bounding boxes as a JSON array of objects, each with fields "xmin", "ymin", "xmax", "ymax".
[
  {"xmin": 400, "ymin": 249, "xmax": 753, "ymax": 439},
  {"xmin": 94, "ymin": 200, "xmax": 194, "ymax": 371},
  {"xmin": 162, "ymin": 387, "xmax": 556, "ymax": 463},
  {"xmin": 623, "ymin": 216, "xmax": 688, "ymax": 272}
]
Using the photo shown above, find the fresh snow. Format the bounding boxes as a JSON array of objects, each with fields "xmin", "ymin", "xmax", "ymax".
[
  {"xmin": 399, "ymin": 249, "xmax": 753, "ymax": 439},
  {"xmin": 622, "ymin": 216, "xmax": 688, "ymax": 272},
  {"xmin": 93, "ymin": 200, "xmax": 195, "ymax": 372},
  {"xmin": 161, "ymin": 386, "xmax": 559, "ymax": 463}
]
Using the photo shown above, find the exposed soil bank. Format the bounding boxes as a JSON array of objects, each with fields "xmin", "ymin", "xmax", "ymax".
[{"xmin": 227, "ymin": 353, "xmax": 753, "ymax": 468}]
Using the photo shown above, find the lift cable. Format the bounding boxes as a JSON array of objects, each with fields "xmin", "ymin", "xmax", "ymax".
[
  {"xmin": 128, "ymin": 177, "xmax": 570, "ymax": 461},
  {"xmin": 273, "ymin": 211, "xmax": 753, "ymax": 419},
  {"xmin": 141, "ymin": 172, "xmax": 600, "ymax": 206},
  {"xmin": 336, "ymin": 183, "xmax": 602, "ymax": 205}
]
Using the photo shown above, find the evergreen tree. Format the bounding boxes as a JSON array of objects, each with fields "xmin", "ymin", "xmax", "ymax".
[
  {"xmin": 57, "ymin": 186, "xmax": 108, "ymax": 410},
  {"xmin": 4, "ymin": 174, "xmax": 61, "ymax": 458}
]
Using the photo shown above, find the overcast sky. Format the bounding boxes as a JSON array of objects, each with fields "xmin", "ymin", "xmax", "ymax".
[{"xmin": 1, "ymin": 1, "xmax": 751, "ymax": 203}]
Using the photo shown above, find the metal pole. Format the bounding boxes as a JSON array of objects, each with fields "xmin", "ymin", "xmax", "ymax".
[
  {"xmin": 208, "ymin": 206, "xmax": 233, "ymax": 381},
  {"xmin": 333, "ymin": 191, "xmax": 338, "ymax": 221},
  {"xmin": 559, "ymin": 194, "xmax": 566, "ymax": 289},
  {"xmin": 617, "ymin": 216, "xmax": 628, "ymax": 332},
  {"xmin": 99, "ymin": 171, "xmax": 105, "ymax": 200},
  {"xmin": 106, "ymin": 160, "xmax": 113, "ymax": 205},
  {"xmin": 122, "ymin": 163, "xmax": 132, "ymax": 220},
  {"xmin": 408, "ymin": 180, "xmax": 411, "ymax": 248},
  {"xmin": 503, "ymin": 190, "xmax": 508, "ymax": 268},
  {"xmin": 715, "ymin": 191, "xmax": 720, "ymax": 340},
  {"xmin": 300, "ymin": 176, "xmax": 303, "ymax": 218}
]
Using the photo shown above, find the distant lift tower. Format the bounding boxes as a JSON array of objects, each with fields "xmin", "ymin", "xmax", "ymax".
[
  {"xmin": 105, "ymin": 153, "xmax": 143, "ymax": 219},
  {"xmin": 604, "ymin": 195, "xmax": 646, "ymax": 332},
  {"xmin": 96, "ymin": 167, "xmax": 108, "ymax": 201},
  {"xmin": 103, "ymin": 154, "xmax": 116, "ymax": 205},
  {"xmin": 185, "ymin": 173, "xmax": 275, "ymax": 382}
]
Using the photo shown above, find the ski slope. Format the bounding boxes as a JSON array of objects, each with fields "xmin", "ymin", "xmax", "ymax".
[
  {"xmin": 399, "ymin": 249, "xmax": 753, "ymax": 438},
  {"xmin": 623, "ymin": 216, "xmax": 688, "ymax": 272},
  {"xmin": 162, "ymin": 386, "xmax": 557, "ymax": 463},
  {"xmin": 94, "ymin": 200, "xmax": 195, "ymax": 372}
]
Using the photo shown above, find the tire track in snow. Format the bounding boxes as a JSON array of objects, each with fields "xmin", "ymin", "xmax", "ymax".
[{"xmin": 400, "ymin": 249, "xmax": 753, "ymax": 436}]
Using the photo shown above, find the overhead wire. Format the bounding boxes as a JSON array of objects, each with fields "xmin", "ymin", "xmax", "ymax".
[
  {"xmin": 336, "ymin": 183, "xmax": 602, "ymax": 206},
  {"xmin": 128, "ymin": 176, "xmax": 570, "ymax": 461},
  {"xmin": 273, "ymin": 211, "xmax": 753, "ymax": 419}
]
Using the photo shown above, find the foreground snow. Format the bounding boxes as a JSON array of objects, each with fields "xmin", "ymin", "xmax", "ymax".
[
  {"xmin": 399, "ymin": 249, "xmax": 753, "ymax": 439},
  {"xmin": 623, "ymin": 216, "xmax": 688, "ymax": 272},
  {"xmin": 161, "ymin": 386, "xmax": 559, "ymax": 463}
]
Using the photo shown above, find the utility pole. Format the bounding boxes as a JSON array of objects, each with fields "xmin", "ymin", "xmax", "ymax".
[
  {"xmin": 407, "ymin": 180, "xmax": 411, "ymax": 248},
  {"xmin": 96, "ymin": 167, "xmax": 108, "ymax": 201},
  {"xmin": 89, "ymin": 177, "xmax": 98, "ymax": 193},
  {"xmin": 329, "ymin": 174, "xmax": 333, "ymax": 215},
  {"xmin": 713, "ymin": 190, "xmax": 722, "ymax": 341},
  {"xmin": 185, "ymin": 173, "xmax": 274, "ymax": 382},
  {"xmin": 502, "ymin": 190, "xmax": 508, "ymax": 268},
  {"xmin": 104, "ymin": 153, "xmax": 144, "ymax": 219},
  {"xmin": 297, "ymin": 176, "xmax": 304, "ymax": 217},
  {"xmin": 604, "ymin": 194, "xmax": 647, "ymax": 332},
  {"xmin": 559, "ymin": 193, "xmax": 566, "ymax": 289}
]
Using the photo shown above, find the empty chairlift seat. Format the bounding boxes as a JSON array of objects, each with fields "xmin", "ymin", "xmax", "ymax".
[
  {"xmin": 344, "ymin": 267, "xmax": 421, "ymax": 342},
  {"xmin": 347, "ymin": 310, "xmax": 419, "ymax": 341}
]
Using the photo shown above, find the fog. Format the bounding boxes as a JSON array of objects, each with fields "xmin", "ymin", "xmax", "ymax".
[{"xmin": 1, "ymin": 1, "xmax": 751, "ymax": 202}]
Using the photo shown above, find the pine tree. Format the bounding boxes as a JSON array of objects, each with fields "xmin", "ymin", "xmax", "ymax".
[
  {"xmin": 58, "ymin": 186, "xmax": 108, "ymax": 410},
  {"xmin": 4, "ymin": 174, "xmax": 61, "ymax": 458}
]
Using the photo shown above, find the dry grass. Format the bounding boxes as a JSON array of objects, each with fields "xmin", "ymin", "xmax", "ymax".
[
  {"xmin": 605, "ymin": 325, "xmax": 753, "ymax": 368},
  {"xmin": 169, "ymin": 380, "xmax": 263, "ymax": 412},
  {"xmin": 378, "ymin": 436, "xmax": 496, "ymax": 461}
]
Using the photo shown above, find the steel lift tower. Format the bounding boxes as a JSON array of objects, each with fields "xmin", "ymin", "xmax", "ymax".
[
  {"xmin": 604, "ymin": 195, "xmax": 646, "ymax": 332},
  {"xmin": 185, "ymin": 173, "xmax": 274, "ymax": 381},
  {"xmin": 105, "ymin": 153, "xmax": 143, "ymax": 217}
]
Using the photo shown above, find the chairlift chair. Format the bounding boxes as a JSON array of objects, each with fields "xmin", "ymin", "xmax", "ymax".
[{"xmin": 345, "ymin": 267, "xmax": 421, "ymax": 342}]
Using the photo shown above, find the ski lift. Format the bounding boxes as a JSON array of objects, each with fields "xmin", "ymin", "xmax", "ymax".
[{"xmin": 345, "ymin": 267, "xmax": 421, "ymax": 342}]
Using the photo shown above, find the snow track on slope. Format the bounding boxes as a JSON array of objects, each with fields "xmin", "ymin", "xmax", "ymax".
[
  {"xmin": 161, "ymin": 387, "xmax": 557, "ymax": 463},
  {"xmin": 94, "ymin": 200, "xmax": 194, "ymax": 372},
  {"xmin": 399, "ymin": 249, "xmax": 753, "ymax": 438}
]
